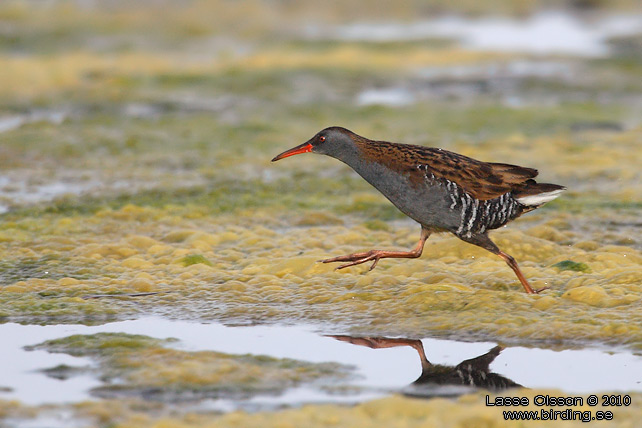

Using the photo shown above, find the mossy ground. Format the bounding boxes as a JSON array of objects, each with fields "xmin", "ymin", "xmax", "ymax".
[
  {"xmin": 26, "ymin": 332, "xmax": 347, "ymax": 401},
  {"xmin": 1, "ymin": 0, "xmax": 641, "ymax": 426},
  {"xmin": 2, "ymin": 392, "xmax": 642, "ymax": 428}
]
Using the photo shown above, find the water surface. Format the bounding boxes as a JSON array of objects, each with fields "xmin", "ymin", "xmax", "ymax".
[{"xmin": 1, "ymin": 318, "xmax": 639, "ymax": 410}]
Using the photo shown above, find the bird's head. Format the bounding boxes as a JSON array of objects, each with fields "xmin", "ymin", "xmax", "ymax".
[{"xmin": 271, "ymin": 127, "xmax": 360, "ymax": 162}]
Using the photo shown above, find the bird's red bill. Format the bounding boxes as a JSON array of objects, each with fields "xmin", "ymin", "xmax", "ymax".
[{"xmin": 271, "ymin": 143, "xmax": 313, "ymax": 162}]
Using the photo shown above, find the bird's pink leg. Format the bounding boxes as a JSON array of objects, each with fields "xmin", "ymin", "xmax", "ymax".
[
  {"xmin": 497, "ymin": 251, "xmax": 548, "ymax": 294},
  {"xmin": 459, "ymin": 232, "xmax": 549, "ymax": 295},
  {"xmin": 321, "ymin": 228, "xmax": 431, "ymax": 271}
]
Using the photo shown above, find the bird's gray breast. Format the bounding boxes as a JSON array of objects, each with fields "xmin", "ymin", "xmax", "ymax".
[{"xmin": 348, "ymin": 160, "xmax": 463, "ymax": 230}]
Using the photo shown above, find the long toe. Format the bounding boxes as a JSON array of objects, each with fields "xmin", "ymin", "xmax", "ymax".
[
  {"xmin": 319, "ymin": 250, "xmax": 374, "ymax": 264},
  {"xmin": 335, "ymin": 256, "xmax": 375, "ymax": 270}
]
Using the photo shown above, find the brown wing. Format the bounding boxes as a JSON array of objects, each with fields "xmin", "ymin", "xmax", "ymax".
[{"xmin": 358, "ymin": 140, "xmax": 538, "ymax": 201}]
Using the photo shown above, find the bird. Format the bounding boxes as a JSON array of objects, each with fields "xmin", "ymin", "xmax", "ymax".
[{"xmin": 271, "ymin": 127, "xmax": 565, "ymax": 294}]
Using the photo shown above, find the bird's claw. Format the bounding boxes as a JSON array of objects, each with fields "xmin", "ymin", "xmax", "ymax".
[{"xmin": 534, "ymin": 286, "xmax": 550, "ymax": 294}]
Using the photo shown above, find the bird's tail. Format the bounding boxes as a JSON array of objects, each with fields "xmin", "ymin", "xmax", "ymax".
[{"xmin": 514, "ymin": 180, "xmax": 565, "ymax": 209}]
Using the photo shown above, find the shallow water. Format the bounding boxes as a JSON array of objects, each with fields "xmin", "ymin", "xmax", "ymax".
[
  {"xmin": 356, "ymin": 60, "xmax": 579, "ymax": 107},
  {"xmin": 324, "ymin": 12, "xmax": 642, "ymax": 56},
  {"xmin": 0, "ymin": 111, "xmax": 66, "ymax": 134},
  {"xmin": 1, "ymin": 318, "xmax": 640, "ymax": 410}
]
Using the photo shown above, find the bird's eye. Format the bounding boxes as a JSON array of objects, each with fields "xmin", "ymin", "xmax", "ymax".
[{"xmin": 319, "ymin": 136, "xmax": 326, "ymax": 142}]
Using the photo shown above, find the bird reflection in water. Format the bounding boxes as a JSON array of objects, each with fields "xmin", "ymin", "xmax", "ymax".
[{"xmin": 328, "ymin": 335, "xmax": 520, "ymax": 398}]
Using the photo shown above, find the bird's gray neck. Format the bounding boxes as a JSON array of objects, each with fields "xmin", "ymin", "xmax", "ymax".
[
  {"xmin": 334, "ymin": 150, "xmax": 412, "ymax": 203},
  {"xmin": 328, "ymin": 147, "xmax": 382, "ymax": 185}
]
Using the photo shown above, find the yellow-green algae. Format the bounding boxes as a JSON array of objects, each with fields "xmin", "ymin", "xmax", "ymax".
[
  {"xmin": 0, "ymin": 1, "xmax": 642, "ymax": 425},
  {"xmin": 179, "ymin": 254, "xmax": 214, "ymax": 267},
  {"xmin": 28, "ymin": 332, "xmax": 348, "ymax": 401},
  {"xmin": 2, "ymin": 391, "xmax": 642, "ymax": 428},
  {"xmin": 0, "ymin": 198, "xmax": 640, "ymax": 347}
]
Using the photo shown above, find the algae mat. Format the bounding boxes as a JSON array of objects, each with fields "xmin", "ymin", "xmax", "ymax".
[
  {"xmin": 1, "ymin": 184, "xmax": 640, "ymax": 348},
  {"xmin": 0, "ymin": 0, "xmax": 641, "ymax": 427},
  {"xmin": 3, "ymin": 393, "xmax": 642, "ymax": 428}
]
